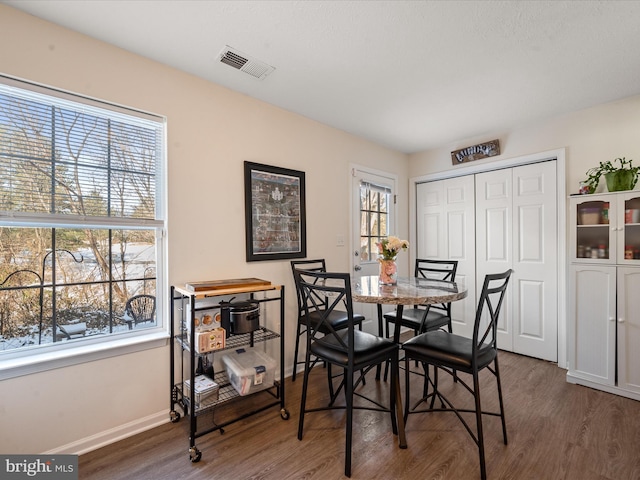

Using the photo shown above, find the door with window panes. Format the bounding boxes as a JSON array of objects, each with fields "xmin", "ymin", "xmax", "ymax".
[{"xmin": 351, "ymin": 168, "xmax": 396, "ymax": 334}]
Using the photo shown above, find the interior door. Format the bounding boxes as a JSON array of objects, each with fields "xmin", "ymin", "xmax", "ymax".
[
  {"xmin": 476, "ymin": 162, "xmax": 558, "ymax": 361},
  {"xmin": 416, "ymin": 176, "xmax": 476, "ymax": 338},
  {"xmin": 351, "ymin": 168, "xmax": 396, "ymax": 334},
  {"xmin": 617, "ymin": 266, "xmax": 640, "ymax": 393},
  {"xmin": 511, "ymin": 162, "xmax": 558, "ymax": 361},
  {"xmin": 475, "ymin": 169, "xmax": 514, "ymax": 350}
]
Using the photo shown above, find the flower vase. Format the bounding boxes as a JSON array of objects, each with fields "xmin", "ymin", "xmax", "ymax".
[{"xmin": 378, "ymin": 258, "xmax": 397, "ymax": 285}]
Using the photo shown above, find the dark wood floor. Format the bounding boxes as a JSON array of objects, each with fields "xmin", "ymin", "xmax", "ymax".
[{"xmin": 79, "ymin": 351, "xmax": 640, "ymax": 480}]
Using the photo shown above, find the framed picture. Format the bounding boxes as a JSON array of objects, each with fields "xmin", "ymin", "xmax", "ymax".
[{"xmin": 244, "ymin": 161, "xmax": 307, "ymax": 262}]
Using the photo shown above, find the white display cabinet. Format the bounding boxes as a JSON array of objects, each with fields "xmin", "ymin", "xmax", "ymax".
[
  {"xmin": 567, "ymin": 191, "xmax": 640, "ymax": 401},
  {"xmin": 570, "ymin": 191, "xmax": 640, "ymax": 264}
]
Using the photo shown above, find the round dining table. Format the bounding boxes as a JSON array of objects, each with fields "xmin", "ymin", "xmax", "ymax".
[
  {"xmin": 352, "ymin": 275, "xmax": 468, "ymax": 341},
  {"xmin": 350, "ymin": 274, "xmax": 468, "ymax": 449}
]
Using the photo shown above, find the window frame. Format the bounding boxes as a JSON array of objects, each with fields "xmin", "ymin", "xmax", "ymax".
[
  {"xmin": 359, "ymin": 180, "xmax": 392, "ymax": 264},
  {"xmin": 0, "ymin": 75, "xmax": 168, "ymax": 380}
]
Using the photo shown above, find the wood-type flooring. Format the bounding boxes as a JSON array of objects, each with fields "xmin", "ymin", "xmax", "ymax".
[{"xmin": 79, "ymin": 350, "xmax": 640, "ymax": 479}]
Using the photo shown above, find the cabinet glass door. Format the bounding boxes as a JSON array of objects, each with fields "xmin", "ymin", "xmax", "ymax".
[
  {"xmin": 620, "ymin": 193, "xmax": 640, "ymax": 263},
  {"xmin": 575, "ymin": 198, "xmax": 612, "ymax": 262}
]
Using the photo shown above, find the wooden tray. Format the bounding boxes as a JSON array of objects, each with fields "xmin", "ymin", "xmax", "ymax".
[{"xmin": 185, "ymin": 278, "xmax": 271, "ymax": 292}]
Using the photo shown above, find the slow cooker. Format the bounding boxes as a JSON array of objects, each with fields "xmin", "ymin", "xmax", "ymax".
[{"xmin": 219, "ymin": 300, "xmax": 260, "ymax": 337}]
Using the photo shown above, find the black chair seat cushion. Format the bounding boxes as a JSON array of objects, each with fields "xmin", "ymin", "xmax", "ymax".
[
  {"xmin": 302, "ymin": 310, "xmax": 365, "ymax": 334},
  {"xmin": 384, "ymin": 307, "xmax": 449, "ymax": 331},
  {"xmin": 311, "ymin": 330, "xmax": 398, "ymax": 367},
  {"xmin": 402, "ymin": 330, "xmax": 496, "ymax": 372}
]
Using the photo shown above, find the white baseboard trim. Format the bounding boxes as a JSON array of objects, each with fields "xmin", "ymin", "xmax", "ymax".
[
  {"xmin": 566, "ymin": 372, "xmax": 640, "ymax": 402},
  {"xmin": 45, "ymin": 410, "xmax": 169, "ymax": 455}
]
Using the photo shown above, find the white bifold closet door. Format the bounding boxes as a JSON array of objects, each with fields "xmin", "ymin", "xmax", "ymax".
[
  {"xmin": 475, "ymin": 161, "xmax": 557, "ymax": 362},
  {"xmin": 415, "ymin": 175, "xmax": 476, "ymax": 339},
  {"xmin": 416, "ymin": 160, "xmax": 558, "ymax": 362}
]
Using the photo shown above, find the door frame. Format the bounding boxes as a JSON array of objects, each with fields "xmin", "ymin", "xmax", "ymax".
[
  {"xmin": 409, "ymin": 148, "xmax": 567, "ymax": 368},
  {"xmin": 349, "ymin": 164, "xmax": 399, "ymax": 334}
]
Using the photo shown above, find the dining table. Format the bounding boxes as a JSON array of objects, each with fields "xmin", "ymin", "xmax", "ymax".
[{"xmin": 350, "ymin": 274, "xmax": 468, "ymax": 449}]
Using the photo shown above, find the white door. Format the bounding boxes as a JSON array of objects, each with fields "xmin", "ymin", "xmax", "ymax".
[
  {"xmin": 617, "ymin": 266, "xmax": 640, "ymax": 393},
  {"xmin": 416, "ymin": 176, "xmax": 476, "ymax": 338},
  {"xmin": 476, "ymin": 161, "xmax": 558, "ymax": 361},
  {"xmin": 351, "ymin": 167, "xmax": 397, "ymax": 334},
  {"xmin": 567, "ymin": 264, "xmax": 616, "ymax": 386},
  {"xmin": 475, "ymin": 169, "xmax": 513, "ymax": 349},
  {"xmin": 511, "ymin": 162, "xmax": 558, "ymax": 360}
]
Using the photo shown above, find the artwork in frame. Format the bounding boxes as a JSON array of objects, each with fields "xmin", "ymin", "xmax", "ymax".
[{"xmin": 244, "ymin": 161, "xmax": 307, "ymax": 262}]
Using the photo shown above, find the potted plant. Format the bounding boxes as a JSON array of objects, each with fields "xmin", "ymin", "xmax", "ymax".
[{"xmin": 584, "ymin": 157, "xmax": 639, "ymax": 193}]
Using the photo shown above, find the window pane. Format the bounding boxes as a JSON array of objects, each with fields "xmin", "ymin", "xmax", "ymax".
[
  {"xmin": 359, "ymin": 237, "xmax": 371, "ymax": 261},
  {"xmin": 0, "ymin": 77, "xmax": 165, "ymax": 359},
  {"xmin": 0, "ymin": 85, "xmax": 160, "ymax": 221},
  {"xmin": 0, "ymin": 226, "xmax": 159, "ymax": 350},
  {"xmin": 358, "ymin": 180, "xmax": 392, "ymax": 263},
  {"xmin": 380, "ymin": 212, "xmax": 388, "ymax": 236}
]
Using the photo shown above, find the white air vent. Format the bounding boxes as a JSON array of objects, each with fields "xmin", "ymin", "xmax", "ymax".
[{"xmin": 218, "ymin": 46, "xmax": 275, "ymax": 80}]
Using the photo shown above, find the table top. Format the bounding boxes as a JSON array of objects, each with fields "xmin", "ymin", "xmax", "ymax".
[{"xmin": 351, "ymin": 275, "xmax": 467, "ymax": 305}]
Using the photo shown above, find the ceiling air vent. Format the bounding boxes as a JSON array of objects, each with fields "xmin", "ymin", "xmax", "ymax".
[{"xmin": 218, "ymin": 46, "xmax": 275, "ymax": 80}]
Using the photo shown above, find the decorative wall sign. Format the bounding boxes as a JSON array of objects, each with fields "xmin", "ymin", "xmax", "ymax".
[
  {"xmin": 244, "ymin": 161, "xmax": 306, "ymax": 262},
  {"xmin": 451, "ymin": 139, "xmax": 500, "ymax": 165}
]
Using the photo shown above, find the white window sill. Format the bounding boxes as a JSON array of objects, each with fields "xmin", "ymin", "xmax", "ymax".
[{"xmin": 0, "ymin": 330, "xmax": 170, "ymax": 380}]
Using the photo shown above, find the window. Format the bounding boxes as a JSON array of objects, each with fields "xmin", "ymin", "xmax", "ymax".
[
  {"xmin": 0, "ymin": 76, "xmax": 166, "ymax": 372},
  {"xmin": 359, "ymin": 180, "xmax": 391, "ymax": 261}
]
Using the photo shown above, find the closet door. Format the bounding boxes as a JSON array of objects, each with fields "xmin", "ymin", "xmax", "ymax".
[
  {"xmin": 416, "ymin": 176, "xmax": 476, "ymax": 338},
  {"xmin": 475, "ymin": 169, "xmax": 514, "ymax": 350},
  {"xmin": 476, "ymin": 162, "xmax": 558, "ymax": 361}
]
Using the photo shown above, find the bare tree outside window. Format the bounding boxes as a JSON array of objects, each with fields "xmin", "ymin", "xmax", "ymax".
[{"xmin": 0, "ymin": 78, "xmax": 164, "ymax": 353}]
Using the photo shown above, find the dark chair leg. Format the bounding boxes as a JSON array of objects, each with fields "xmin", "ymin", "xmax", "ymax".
[
  {"xmin": 292, "ymin": 322, "xmax": 304, "ymax": 381},
  {"xmin": 472, "ymin": 370, "xmax": 487, "ymax": 480},
  {"xmin": 494, "ymin": 356, "xmax": 508, "ymax": 444},
  {"xmin": 404, "ymin": 356, "xmax": 411, "ymax": 423},
  {"xmin": 344, "ymin": 367, "xmax": 354, "ymax": 478},
  {"xmin": 297, "ymin": 352, "xmax": 311, "ymax": 441}
]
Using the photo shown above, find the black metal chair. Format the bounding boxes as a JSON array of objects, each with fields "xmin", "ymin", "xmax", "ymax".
[
  {"xmin": 295, "ymin": 269, "xmax": 401, "ymax": 478},
  {"xmin": 384, "ymin": 259, "xmax": 458, "ymax": 338},
  {"xmin": 290, "ymin": 259, "xmax": 364, "ymax": 381},
  {"xmin": 124, "ymin": 294, "xmax": 156, "ymax": 330},
  {"xmin": 402, "ymin": 269, "xmax": 513, "ymax": 480}
]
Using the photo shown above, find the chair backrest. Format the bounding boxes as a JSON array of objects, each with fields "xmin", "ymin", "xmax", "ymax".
[
  {"xmin": 291, "ymin": 259, "xmax": 326, "ymax": 317},
  {"xmin": 415, "ymin": 258, "xmax": 458, "ymax": 282},
  {"xmin": 125, "ymin": 294, "xmax": 156, "ymax": 325},
  {"xmin": 415, "ymin": 259, "xmax": 458, "ymax": 313},
  {"xmin": 293, "ymin": 269, "xmax": 356, "ymax": 355},
  {"xmin": 472, "ymin": 269, "xmax": 513, "ymax": 356}
]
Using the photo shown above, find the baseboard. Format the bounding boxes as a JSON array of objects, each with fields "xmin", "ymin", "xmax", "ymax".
[
  {"xmin": 566, "ymin": 372, "xmax": 640, "ymax": 402},
  {"xmin": 44, "ymin": 410, "xmax": 169, "ymax": 455}
]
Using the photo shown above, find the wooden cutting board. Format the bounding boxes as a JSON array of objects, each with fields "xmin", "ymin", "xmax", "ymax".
[{"xmin": 185, "ymin": 278, "xmax": 271, "ymax": 292}]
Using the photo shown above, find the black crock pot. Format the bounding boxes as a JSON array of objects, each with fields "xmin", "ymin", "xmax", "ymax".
[{"xmin": 219, "ymin": 300, "xmax": 260, "ymax": 337}]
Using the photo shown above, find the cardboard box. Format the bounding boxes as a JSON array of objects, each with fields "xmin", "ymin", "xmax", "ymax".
[
  {"xmin": 195, "ymin": 327, "xmax": 226, "ymax": 353},
  {"xmin": 184, "ymin": 375, "xmax": 219, "ymax": 408},
  {"xmin": 221, "ymin": 348, "xmax": 276, "ymax": 396}
]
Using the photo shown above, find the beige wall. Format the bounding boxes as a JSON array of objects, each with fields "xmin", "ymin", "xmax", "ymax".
[
  {"xmin": 408, "ymin": 95, "xmax": 640, "ymax": 193},
  {"xmin": 3, "ymin": 2, "xmax": 640, "ymax": 456},
  {"xmin": 0, "ymin": 5, "xmax": 408, "ymax": 454}
]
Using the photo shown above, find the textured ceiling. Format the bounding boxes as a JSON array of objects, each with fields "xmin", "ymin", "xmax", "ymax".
[{"xmin": 4, "ymin": 0, "xmax": 640, "ymax": 153}]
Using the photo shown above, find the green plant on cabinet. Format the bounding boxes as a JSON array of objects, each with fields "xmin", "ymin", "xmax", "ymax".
[{"xmin": 583, "ymin": 157, "xmax": 639, "ymax": 194}]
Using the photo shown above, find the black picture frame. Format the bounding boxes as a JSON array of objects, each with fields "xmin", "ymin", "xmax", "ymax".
[{"xmin": 244, "ymin": 161, "xmax": 307, "ymax": 262}]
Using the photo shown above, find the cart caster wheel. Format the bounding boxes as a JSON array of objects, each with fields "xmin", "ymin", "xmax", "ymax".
[
  {"xmin": 189, "ymin": 447, "xmax": 202, "ymax": 463},
  {"xmin": 280, "ymin": 408, "xmax": 290, "ymax": 420},
  {"xmin": 170, "ymin": 410, "xmax": 181, "ymax": 423}
]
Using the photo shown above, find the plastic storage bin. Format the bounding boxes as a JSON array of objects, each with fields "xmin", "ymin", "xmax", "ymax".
[{"xmin": 221, "ymin": 348, "xmax": 276, "ymax": 396}]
